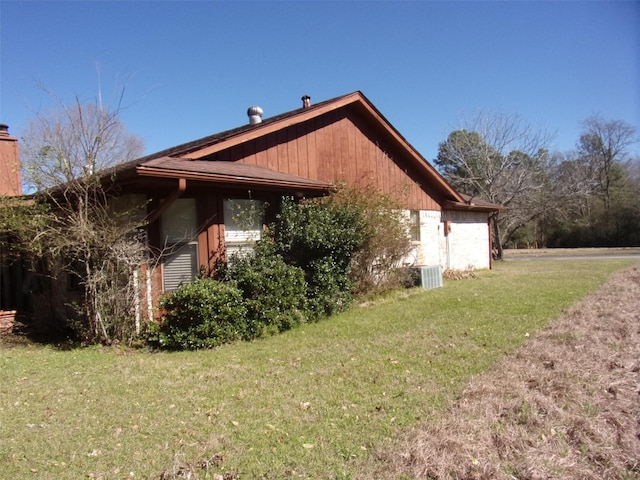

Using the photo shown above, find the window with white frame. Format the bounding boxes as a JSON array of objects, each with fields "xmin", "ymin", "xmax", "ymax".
[
  {"xmin": 160, "ymin": 198, "xmax": 199, "ymax": 292},
  {"xmin": 224, "ymin": 199, "xmax": 264, "ymax": 258},
  {"xmin": 409, "ymin": 210, "xmax": 421, "ymax": 242}
]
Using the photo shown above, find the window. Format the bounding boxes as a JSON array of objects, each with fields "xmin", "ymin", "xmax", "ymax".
[
  {"xmin": 409, "ymin": 210, "xmax": 421, "ymax": 242},
  {"xmin": 160, "ymin": 198, "xmax": 198, "ymax": 292},
  {"xmin": 224, "ymin": 199, "xmax": 264, "ymax": 257}
]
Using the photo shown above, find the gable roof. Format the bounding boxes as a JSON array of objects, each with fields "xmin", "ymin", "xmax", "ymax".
[{"xmin": 112, "ymin": 91, "xmax": 497, "ymax": 208}]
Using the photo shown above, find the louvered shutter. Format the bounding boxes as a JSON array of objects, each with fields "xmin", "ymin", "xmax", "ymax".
[
  {"xmin": 161, "ymin": 199, "xmax": 198, "ymax": 292},
  {"xmin": 163, "ymin": 244, "xmax": 198, "ymax": 292}
]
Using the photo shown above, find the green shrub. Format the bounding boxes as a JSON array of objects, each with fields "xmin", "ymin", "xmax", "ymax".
[
  {"xmin": 151, "ymin": 185, "xmax": 413, "ymax": 350},
  {"xmin": 271, "ymin": 196, "xmax": 367, "ymax": 319},
  {"xmin": 225, "ymin": 241, "xmax": 308, "ymax": 335},
  {"xmin": 305, "ymin": 256, "xmax": 352, "ymax": 318},
  {"xmin": 153, "ymin": 278, "xmax": 247, "ymax": 350},
  {"xmin": 270, "ymin": 185, "xmax": 413, "ymax": 312},
  {"xmin": 327, "ymin": 184, "xmax": 413, "ymax": 297}
]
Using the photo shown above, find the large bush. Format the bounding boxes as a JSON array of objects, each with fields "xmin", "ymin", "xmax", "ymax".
[
  {"xmin": 151, "ymin": 185, "xmax": 414, "ymax": 350},
  {"xmin": 153, "ymin": 278, "xmax": 247, "ymax": 350},
  {"xmin": 271, "ymin": 196, "xmax": 367, "ymax": 318},
  {"xmin": 325, "ymin": 184, "xmax": 413, "ymax": 296},
  {"xmin": 224, "ymin": 241, "xmax": 308, "ymax": 335}
]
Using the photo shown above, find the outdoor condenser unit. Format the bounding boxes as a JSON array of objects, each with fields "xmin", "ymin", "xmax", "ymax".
[{"xmin": 419, "ymin": 265, "xmax": 443, "ymax": 290}]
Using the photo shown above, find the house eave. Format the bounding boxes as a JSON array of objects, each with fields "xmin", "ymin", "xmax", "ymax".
[
  {"xmin": 444, "ymin": 199, "xmax": 503, "ymax": 213},
  {"xmin": 135, "ymin": 165, "xmax": 333, "ymax": 193}
]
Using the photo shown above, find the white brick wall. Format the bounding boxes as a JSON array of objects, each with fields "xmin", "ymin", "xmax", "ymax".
[
  {"xmin": 441, "ymin": 210, "xmax": 491, "ymax": 270},
  {"xmin": 406, "ymin": 209, "xmax": 491, "ymax": 271}
]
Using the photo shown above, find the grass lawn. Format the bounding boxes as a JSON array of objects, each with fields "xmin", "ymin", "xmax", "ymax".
[{"xmin": 0, "ymin": 258, "xmax": 636, "ymax": 479}]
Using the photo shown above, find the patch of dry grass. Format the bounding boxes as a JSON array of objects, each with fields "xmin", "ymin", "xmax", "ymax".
[
  {"xmin": 443, "ymin": 268, "xmax": 477, "ymax": 281},
  {"xmin": 379, "ymin": 265, "xmax": 640, "ymax": 479}
]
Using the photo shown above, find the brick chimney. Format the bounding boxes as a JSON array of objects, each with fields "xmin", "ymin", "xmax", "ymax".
[{"xmin": 0, "ymin": 124, "xmax": 21, "ymax": 196}]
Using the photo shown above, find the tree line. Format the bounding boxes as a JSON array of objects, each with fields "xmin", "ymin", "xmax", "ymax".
[{"xmin": 434, "ymin": 112, "xmax": 639, "ymax": 258}]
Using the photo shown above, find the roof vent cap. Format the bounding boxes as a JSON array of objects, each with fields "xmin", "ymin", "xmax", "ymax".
[
  {"xmin": 247, "ymin": 106, "xmax": 264, "ymax": 125},
  {"xmin": 302, "ymin": 95, "xmax": 311, "ymax": 108},
  {"xmin": 0, "ymin": 124, "xmax": 9, "ymax": 136}
]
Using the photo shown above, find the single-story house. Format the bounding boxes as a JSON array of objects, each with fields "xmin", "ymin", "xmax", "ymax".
[
  {"xmin": 106, "ymin": 91, "xmax": 499, "ymax": 313},
  {"xmin": 1, "ymin": 92, "xmax": 500, "ymax": 324}
]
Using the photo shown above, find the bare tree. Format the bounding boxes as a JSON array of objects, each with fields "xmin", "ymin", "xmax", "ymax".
[
  {"xmin": 20, "ymin": 90, "xmax": 147, "ymax": 343},
  {"xmin": 22, "ymin": 91, "xmax": 143, "ymax": 191},
  {"xmin": 577, "ymin": 115, "xmax": 637, "ymax": 211},
  {"xmin": 435, "ymin": 112, "xmax": 554, "ymax": 259},
  {"xmin": 550, "ymin": 150, "xmax": 598, "ymax": 221},
  {"xmin": 533, "ymin": 117, "xmax": 638, "ymax": 247}
]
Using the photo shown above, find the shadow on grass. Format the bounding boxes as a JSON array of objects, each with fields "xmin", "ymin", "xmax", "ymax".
[{"xmin": 1, "ymin": 313, "xmax": 80, "ymax": 350}]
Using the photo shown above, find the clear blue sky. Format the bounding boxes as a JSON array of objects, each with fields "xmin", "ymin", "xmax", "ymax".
[{"xmin": 1, "ymin": 1, "xmax": 639, "ymax": 163}]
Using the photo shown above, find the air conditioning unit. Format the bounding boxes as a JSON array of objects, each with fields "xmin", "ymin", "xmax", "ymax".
[{"xmin": 419, "ymin": 265, "xmax": 443, "ymax": 290}]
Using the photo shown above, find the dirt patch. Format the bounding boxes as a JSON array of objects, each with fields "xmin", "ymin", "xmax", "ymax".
[{"xmin": 378, "ymin": 264, "xmax": 640, "ymax": 479}]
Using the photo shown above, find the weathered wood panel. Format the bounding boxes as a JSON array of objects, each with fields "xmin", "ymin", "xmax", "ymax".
[
  {"xmin": 288, "ymin": 126, "xmax": 300, "ymax": 176},
  {"xmin": 277, "ymin": 128, "xmax": 288, "ymax": 174},
  {"xmin": 307, "ymin": 118, "xmax": 318, "ymax": 180},
  {"xmin": 296, "ymin": 123, "xmax": 308, "ymax": 179},
  {"xmin": 199, "ymin": 195, "xmax": 224, "ymax": 271},
  {"xmin": 266, "ymin": 133, "xmax": 278, "ymax": 172},
  {"xmin": 230, "ymin": 106, "xmax": 442, "ymax": 210}
]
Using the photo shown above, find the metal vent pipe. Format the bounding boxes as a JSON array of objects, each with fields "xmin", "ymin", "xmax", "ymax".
[{"xmin": 247, "ymin": 106, "xmax": 263, "ymax": 125}]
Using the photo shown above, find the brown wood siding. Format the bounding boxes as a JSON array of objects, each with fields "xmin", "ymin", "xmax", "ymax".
[
  {"xmin": 0, "ymin": 136, "xmax": 21, "ymax": 196},
  {"xmin": 335, "ymin": 114, "xmax": 345, "ymax": 181},
  {"xmin": 266, "ymin": 133, "xmax": 278, "ymax": 172},
  {"xmin": 315, "ymin": 116, "xmax": 332, "ymax": 183},
  {"xmin": 218, "ymin": 107, "xmax": 442, "ymax": 210},
  {"xmin": 307, "ymin": 118, "xmax": 318, "ymax": 180},
  {"xmin": 197, "ymin": 194, "xmax": 224, "ymax": 272},
  {"xmin": 276, "ymin": 128, "xmax": 288, "ymax": 174},
  {"xmin": 347, "ymin": 119, "xmax": 357, "ymax": 185},
  {"xmin": 296, "ymin": 123, "xmax": 307, "ymax": 179},
  {"xmin": 287, "ymin": 126, "xmax": 299, "ymax": 176}
]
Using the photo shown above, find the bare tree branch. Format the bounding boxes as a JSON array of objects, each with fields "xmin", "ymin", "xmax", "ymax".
[
  {"xmin": 435, "ymin": 111, "xmax": 554, "ymax": 258},
  {"xmin": 19, "ymin": 86, "xmax": 147, "ymax": 343}
]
